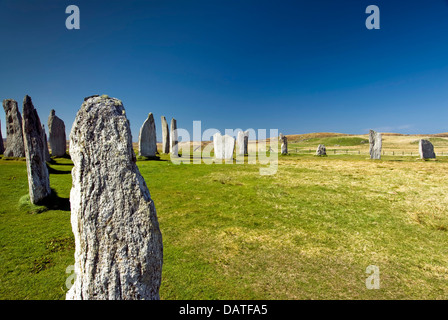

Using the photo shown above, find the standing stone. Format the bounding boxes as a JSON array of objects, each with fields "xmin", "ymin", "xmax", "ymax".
[
  {"xmin": 369, "ymin": 130, "xmax": 382, "ymax": 160},
  {"xmin": 161, "ymin": 116, "xmax": 169, "ymax": 154},
  {"xmin": 419, "ymin": 139, "xmax": 436, "ymax": 159},
  {"xmin": 67, "ymin": 95, "xmax": 163, "ymax": 300},
  {"xmin": 0, "ymin": 119, "xmax": 4, "ymax": 154},
  {"xmin": 3, "ymin": 99, "xmax": 25, "ymax": 157},
  {"xmin": 237, "ymin": 130, "xmax": 249, "ymax": 156},
  {"xmin": 279, "ymin": 133, "xmax": 288, "ymax": 155},
  {"xmin": 48, "ymin": 109, "xmax": 66, "ymax": 157},
  {"xmin": 42, "ymin": 125, "xmax": 51, "ymax": 162},
  {"xmin": 316, "ymin": 144, "xmax": 326, "ymax": 156},
  {"xmin": 22, "ymin": 95, "xmax": 51, "ymax": 204},
  {"xmin": 170, "ymin": 118, "xmax": 178, "ymax": 157},
  {"xmin": 138, "ymin": 113, "xmax": 157, "ymax": 157},
  {"xmin": 213, "ymin": 132, "xmax": 235, "ymax": 160}
]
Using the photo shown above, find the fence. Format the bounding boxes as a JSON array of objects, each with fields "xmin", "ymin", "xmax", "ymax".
[{"xmin": 289, "ymin": 148, "xmax": 448, "ymax": 156}]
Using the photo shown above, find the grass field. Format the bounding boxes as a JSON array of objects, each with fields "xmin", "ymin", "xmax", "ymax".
[{"xmin": 1, "ymin": 134, "xmax": 448, "ymax": 299}]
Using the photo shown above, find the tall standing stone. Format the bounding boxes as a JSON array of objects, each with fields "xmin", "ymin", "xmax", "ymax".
[
  {"xmin": 213, "ymin": 132, "xmax": 235, "ymax": 160},
  {"xmin": 138, "ymin": 113, "xmax": 157, "ymax": 157},
  {"xmin": 42, "ymin": 125, "xmax": 51, "ymax": 162},
  {"xmin": 0, "ymin": 119, "xmax": 4, "ymax": 154},
  {"xmin": 170, "ymin": 118, "xmax": 178, "ymax": 157},
  {"xmin": 3, "ymin": 99, "xmax": 25, "ymax": 157},
  {"xmin": 369, "ymin": 130, "xmax": 382, "ymax": 160},
  {"xmin": 316, "ymin": 144, "xmax": 326, "ymax": 156},
  {"xmin": 67, "ymin": 95, "xmax": 163, "ymax": 300},
  {"xmin": 419, "ymin": 139, "xmax": 436, "ymax": 159},
  {"xmin": 279, "ymin": 133, "xmax": 288, "ymax": 155},
  {"xmin": 161, "ymin": 116, "xmax": 169, "ymax": 154},
  {"xmin": 48, "ymin": 109, "xmax": 66, "ymax": 157},
  {"xmin": 237, "ymin": 130, "xmax": 249, "ymax": 156},
  {"xmin": 22, "ymin": 95, "xmax": 51, "ymax": 204}
]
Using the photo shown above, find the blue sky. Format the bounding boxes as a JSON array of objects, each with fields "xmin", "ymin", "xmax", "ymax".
[{"xmin": 1, "ymin": 0, "xmax": 448, "ymax": 141}]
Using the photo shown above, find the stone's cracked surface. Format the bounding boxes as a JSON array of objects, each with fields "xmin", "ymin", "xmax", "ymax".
[
  {"xmin": 369, "ymin": 130, "xmax": 382, "ymax": 160},
  {"xmin": 3, "ymin": 99, "xmax": 25, "ymax": 157},
  {"xmin": 22, "ymin": 95, "xmax": 51, "ymax": 204},
  {"xmin": 48, "ymin": 109, "xmax": 66, "ymax": 157},
  {"xmin": 67, "ymin": 95, "xmax": 163, "ymax": 300},
  {"xmin": 138, "ymin": 113, "xmax": 157, "ymax": 157}
]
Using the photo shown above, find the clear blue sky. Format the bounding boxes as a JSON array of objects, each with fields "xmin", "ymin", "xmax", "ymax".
[{"xmin": 1, "ymin": 0, "xmax": 448, "ymax": 141}]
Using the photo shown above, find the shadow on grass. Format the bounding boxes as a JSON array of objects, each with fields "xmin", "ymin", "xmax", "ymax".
[
  {"xmin": 52, "ymin": 153, "xmax": 71, "ymax": 159},
  {"xmin": 47, "ymin": 165, "xmax": 71, "ymax": 175},
  {"xmin": 136, "ymin": 155, "xmax": 168, "ymax": 161},
  {"xmin": 39, "ymin": 188, "xmax": 70, "ymax": 212},
  {"xmin": 19, "ymin": 188, "xmax": 70, "ymax": 214}
]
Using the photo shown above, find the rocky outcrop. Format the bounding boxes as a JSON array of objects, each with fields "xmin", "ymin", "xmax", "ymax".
[
  {"xmin": 138, "ymin": 113, "xmax": 157, "ymax": 157},
  {"xmin": 48, "ymin": 109, "xmax": 66, "ymax": 157},
  {"xmin": 22, "ymin": 95, "xmax": 51, "ymax": 204},
  {"xmin": 3, "ymin": 99, "xmax": 25, "ymax": 157},
  {"xmin": 67, "ymin": 95, "xmax": 163, "ymax": 300}
]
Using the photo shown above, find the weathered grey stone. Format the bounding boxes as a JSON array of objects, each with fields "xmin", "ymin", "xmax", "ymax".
[
  {"xmin": 22, "ymin": 95, "xmax": 51, "ymax": 204},
  {"xmin": 213, "ymin": 132, "xmax": 235, "ymax": 160},
  {"xmin": 419, "ymin": 139, "xmax": 436, "ymax": 159},
  {"xmin": 237, "ymin": 131, "xmax": 249, "ymax": 156},
  {"xmin": 0, "ymin": 119, "xmax": 4, "ymax": 154},
  {"xmin": 42, "ymin": 125, "xmax": 51, "ymax": 162},
  {"xmin": 170, "ymin": 118, "xmax": 178, "ymax": 157},
  {"xmin": 369, "ymin": 130, "xmax": 382, "ymax": 160},
  {"xmin": 161, "ymin": 116, "xmax": 169, "ymax": 154},
  {"xmin": 48, "ymin": 109, "xmax": 66, "ymax": 157},
  {"xmin": 3, "ymin": 99, "xmax": 25, "ymax": 157},
  {"xmin": 316, "ymin": 144, "xmax": 326, "ymax": 156},
  {"xmin": 279, "ymin": 134, "xmax": 287, "ymax": 155},
  {"xmin": 67, "ymin": 95, "xmax": 163, "ymax": 300},
  {"xmin": 138, "ymin": 113, "xmax": 157, "ymax": 157}
]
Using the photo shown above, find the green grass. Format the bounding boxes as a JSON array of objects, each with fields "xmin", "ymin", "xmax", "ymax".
[
  {"xmin": 1, "ymin": 154, "xmax": 448, "ymax": 299},
  {"xmin": 410, "ymin": 137, "xmax": 448, "ymax": 146},
  {"xmin": 290, "ymin": 136, "xmax": 369, "ymax": 148}
]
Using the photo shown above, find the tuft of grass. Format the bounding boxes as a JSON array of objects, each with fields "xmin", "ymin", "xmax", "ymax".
[{"xmin": 18, "ymin": 195, "xmax": 48, "ymax": 214}]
